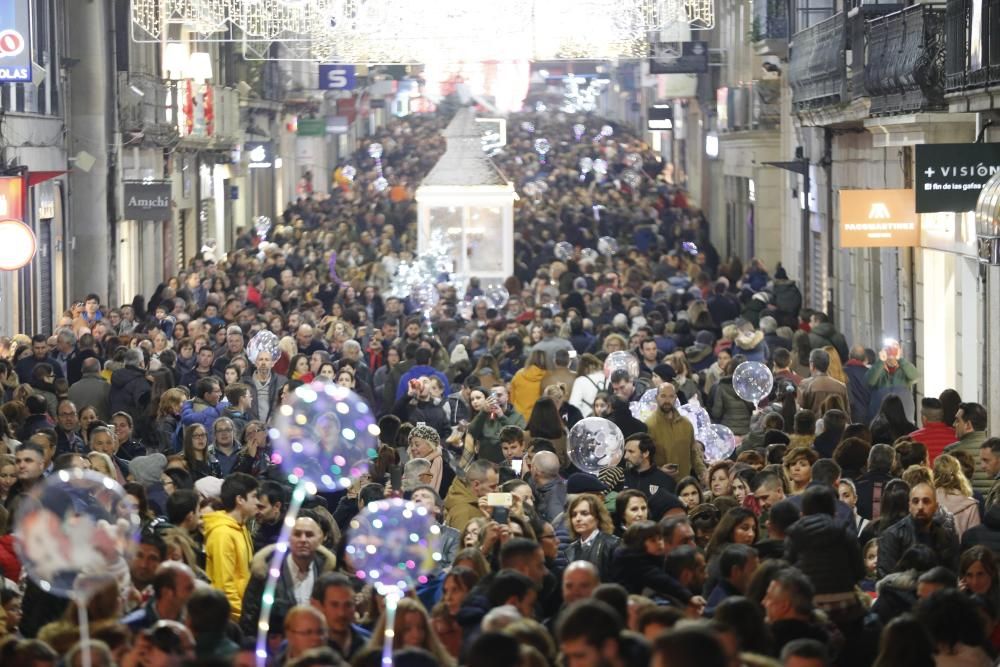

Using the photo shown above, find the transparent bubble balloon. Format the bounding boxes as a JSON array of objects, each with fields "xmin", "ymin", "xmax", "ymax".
[
  {"xmin": 604, "ymin": 351, "xmax": 640, "ymax": 380},
  {"xmin": 410, "ymin": 282, "xmax": 440, "ymax": 312},
  {"xmin": 622, "ymin": 169, "xmax": 642, "ymax": 189},
  {"xmin": 342, "ymin": 165, "xmax": 357, "ymax": 182},
  {"xmin": 600, "ymin": 124, "xmax": 614, "ymax": 137},
  {"xmin": 703, "ymin": 424, "xmax": 738, "ymax": 462},
  {"xmin": 457, "ymin": 300, "xmax": 474, "ymax": 320},
  {"xmin": 580, "ymin": 248, "xmax": 600, "ymax": 263},
  {"xmin": 593, "ymin": 159, "xmax": 608, "ymax": 175},
  {"xmin": 346, "ymin": 498, "xmax": 442, "ymax": 595},
  {"xmin": 471, "ymin": 295, "xmax": 495, "ymax": 315},
  {"xmin": 247, "ymin": 330, "xmax": 281, "ymax": 364},
  {"xmin": 579, "ymin": 157, "xmax": 593, "ymax": 174},
  {"xmin": 732, "ymin": 361, "xmax": 774, "ymax": 408},
  {"xmin": 624, "ymin": 152, "xmax": 643, "ymax": 169},
  {"xmin": 681, "ymin": 241, "xmax": 699, "ymax": 255},
  {"xmin": 629, "ymin": 388, "xmax": 659, "ymax": 422},
  {"xmin": 554, "ymin": 241, "xmax": 574, "ymax": 261},
  {"xmin": 373, "ymin": 177, "xmax": 389, "ymax": 192},
  {"xmin": 268, "ymin": 382, "xmax": 378, "ymax": 491},
  {"xmin": 568, "ymin": 417, "xmax": 624, "ymax": 474},
  {"xmin": 368, "ymin": 142, "xmax": 383, "ymax": 159},
  {"xmin": 597, "ymin": 236, "xmax": 619, "ymax": 257},
  {"xmin": 15, "ymin": 469, "xmax": 141, "ymax": 598},
  {"xmin": 520, "ymin": 121, "xmax": 535, "ymax": 133},
  {"xmin": 679, "ymin": 402, "xmax": 713, "ymax": 441},
  {"xmin": 254, "ymin": 216, "xmax": 271, "ymax": 239},
  {"xmin": 485, "ymin": 285, "xmax": 510, "ymax": 309},
  {"xmin": 573, "ymin": 123, "xmax": 586, "ymax": 140},
  {"xmin": 534, "ymin": 138, "xmax": 551, "ymax": 155}
]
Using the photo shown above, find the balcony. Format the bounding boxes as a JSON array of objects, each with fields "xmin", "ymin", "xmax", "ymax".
[
  {"xmin": 752, "ymin": 0, "xmax": 791, "ymax": 58},
  {"xmin": 864, "ymin": 4, "xmax": 946, "ymax": 116},
  {"xmin": 789, "ymin": 13, "xmax": 848, "ymax": 112},
  {"xmin": 118, "ymin": 73, "xmax": 179, "ymax": 148},
  {"xmin": 945, "ymin": 0, "xmax": 1000, "ymax": 93}
]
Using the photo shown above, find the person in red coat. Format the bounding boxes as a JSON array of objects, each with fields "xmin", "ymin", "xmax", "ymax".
[{"xmin": 910, "ymin": 397, "xmax": 958, "ymax": 463}]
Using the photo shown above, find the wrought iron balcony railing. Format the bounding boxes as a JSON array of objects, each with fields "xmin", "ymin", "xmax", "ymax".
[
  {"xmin": 945, "ymin": 0, "xmax": 1000, "ymax": 93},
  {"xmin": 789, "ymin": 12, "xmax": 848, "ymax": 111},
  {"xmin": 864, "ymin": 4, "xmax": 946, "ymax": 116}
]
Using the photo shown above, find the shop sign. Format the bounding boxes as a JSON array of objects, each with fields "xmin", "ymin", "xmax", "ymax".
[
  {"xmin": 0, "ymin": 0, "xmax": 31, "ymax": 83},
  {"xmin": 839, "ymin": 188, "xmax": 918, "ymax": 248},
  {"xmin": 647, "ymin": 104, "xmax": 673, "ymax": 131},
  {"xmin": 649, "ymin": 41, "xmax": 709, "ymax": 74},
  {"xmin": 246, "ymin": 141, "xmax": 274, "ymax": 169},
  {"xmin": 326, "ymin": 116, "xmax": 349, "ymax": 134},
  {"xmin": 0, "ymin": 175, "xmax": 25, "ymax": 220},
  {"xmin": 123, "ymin": 181, "xmax": 172, "ymax": 221},
  {"xmin": 297, "ymin": 118, "xmax": 326, "ymax": 136},
  {"xmin": 915, "ymin": 143, "xmax": 1000, "ymax": 213},
  {"xmin": 318, "ymin": 64, "xmax": 355, "ymax": 90}
]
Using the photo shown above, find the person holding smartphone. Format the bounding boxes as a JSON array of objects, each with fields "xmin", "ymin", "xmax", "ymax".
[{"xmin": 466, "ymin": 384, "xmax": 526, "ymax": 464}]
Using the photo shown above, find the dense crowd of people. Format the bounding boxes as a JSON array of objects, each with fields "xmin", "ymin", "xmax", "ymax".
[{"xmin": 0, "ymin": 106, "xmax": 993, "ymax": 667}]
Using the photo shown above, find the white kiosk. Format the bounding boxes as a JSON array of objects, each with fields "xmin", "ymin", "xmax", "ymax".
[{"xmin": 416, "ymin": 108, "xmax": 515, "ymax": 285}]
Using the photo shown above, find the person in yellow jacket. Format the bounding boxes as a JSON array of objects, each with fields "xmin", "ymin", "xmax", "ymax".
[
  {"xmin": 510, "ymin": 350, "xmax": 549, "ymax": 422},
  {"xmin": 204, "ymin": 473, "xmax": 259, "ymax": 621}
]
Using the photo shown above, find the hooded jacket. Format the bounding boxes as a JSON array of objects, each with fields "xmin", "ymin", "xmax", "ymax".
[
  {"xmin": 785, "ymin": 513, "xmax": 864, "ymax": 595},
  {"xmin": 239, "ymin": 543, "xmax": 338, "ymax": 635},
  {"xmin": 203, "ymin": 510, "xmax": 254, "ymax": 621},
  {"xmin": 510, "ymin": 364, "xmax": 547, "ymax": 421},
  {"xmin": 733, "ymin": 330, "xmax": 768, "ymax": 363},
  {"xmin": 807, "ymin": 323, "xmax": 849, "ymax": 363},
  {"xmin": 109, "ymin": 365, "xmax": 152, "ymax": 434},
  {"xmin": 708, "ymin": 377, "xmax": 753, "ymax": 436}
]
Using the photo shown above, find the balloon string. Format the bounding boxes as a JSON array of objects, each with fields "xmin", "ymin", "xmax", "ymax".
[
  {"xmin": 255, "ymin": 482, "xmax": 308, "ymax": 667},
  {"xmin": 77, "ymin": 598, "xmax": 91, "ymax": 667},
  {"xmin": 382, "ymin": 592, "xmax": 399, "ymax": 667}
]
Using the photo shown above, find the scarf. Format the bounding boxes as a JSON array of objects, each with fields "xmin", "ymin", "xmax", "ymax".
[{"xmin": 426, "ymin": 448, "xmax": 444, "ymax": 494}]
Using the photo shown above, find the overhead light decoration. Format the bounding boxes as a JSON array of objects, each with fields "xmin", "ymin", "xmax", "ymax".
[{"xmin": 130, "ymin": 0, "xmax": 714, "ymax": 62}]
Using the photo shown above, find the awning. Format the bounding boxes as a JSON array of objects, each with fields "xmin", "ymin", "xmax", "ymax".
[{"xmin": 27, "ymin": 170, "xmax": 68, "ymax": 187}]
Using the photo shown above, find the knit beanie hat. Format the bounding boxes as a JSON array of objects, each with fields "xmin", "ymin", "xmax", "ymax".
[
  {"xmin": 408, "ymin": 423, "xmax": 441, "ymax": 447},
  {"xmin": 129, "ymin": 453, "xmax": 167, "ymax": 486}
]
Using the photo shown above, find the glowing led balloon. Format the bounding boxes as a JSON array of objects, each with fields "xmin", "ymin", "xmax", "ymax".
[
  {"xmin": 14, "ymin": 469, "xmax": 141, "ymax": 598},
  {"xmin": 579, "ymin": 157, "xmax": 593, "ymax": 174},
  {"xmin": 622, "ymin": 169, "xmax": 642, "ymax": 189},
  {"xmin": 573, "ymin": 123, "xmax": 586, "ymax": 141},
  {"xmin": 485, "ymin": 285, "xmax": 510, "ymax": 309},
  {"xmin": 597, "ymin": 236, "xmax": 620, "ymax": 256},
  {"xmin": 373, "ymin": 177, "xmax": 389, "ymax": 192},
  {"xmin": 580, "ymin": 248, "xmax": 600, "ymax": 263},
  {"xmin": 629, "ymin": 388, "xmax": 658, "ymax": 422},
  {"xmin": 368, "ymin": 142, "xmax": 383, "ymax": 159},
  {"xmin": 682, "ymin": 241, "xmax": 699, "ymax": 255},
  {"xmin": 554, "ymin": 241, "xmax": 574, "ymax": 261},
  {"xmin": 534, "ymin": 138, "xmax": 551, "ymax": 155},
  {"xmin": 410, "ymin": 282, "xmax": 440, "ymax": 313},
  {"xmin": 703, "ymin": 424, "xmax": 738, "ymax": 462},
  {"xmin": 346, "ymin": 498, "xmax": 442, "ymax": 594},
  {"xmin": 593, "ymin": 159, "xmax": 608, "ymax": 175},
  {"xmin": 568, "ymin": 417, "xmax": 625, "ymax": 473},
  {"xmin": 268, "ymin": 382, "xmax": 378, "ymax": 491},
  {"xmin": 246, "ymin": 330, "xmax": 281, "ymax": 364},
  {"xmin": 600, "ymin": 124, "xmax": 614, "ymax": 137},
  {"xmin": 341, "ymin": 165, "xmax": 357, "ymax": 181},
  {"xmin": 732, "ymin": 361, "xmax": 774, "ymax": 408},
  {"xmin": 604, "ymin": 351, "xmax": 640, "ymax": 380}
]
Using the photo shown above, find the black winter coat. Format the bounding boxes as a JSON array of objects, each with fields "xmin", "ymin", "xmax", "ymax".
[
  {"xmin": 109, "ymin": 366, "xmax": 152, "ymax": 433},
  {"xmin": 785, "ymin": 513, "xmax": 864, "ymax": 594},
  {"xmin": 876, "ymin": 515, "xmax": 960, "ymax": 578},
  {"xmin": 565, "ymin": 531, "xmax": 620, "ymax": 582},
  {"xmin": 962, "ymin": 503, "xmax": 1000, "ymax": 554},
  {"xmin": 609, "ymin": 546, "xmax": 693, "ymax": 603}
]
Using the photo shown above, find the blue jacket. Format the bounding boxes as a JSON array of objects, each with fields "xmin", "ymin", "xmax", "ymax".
[
  {"xmin": 180, "ymin": 398, "xmax": 228, "ymax": 431},
  {"xmin": 395, "ymin": 365, "xmax": 451, "ymax": 402}
]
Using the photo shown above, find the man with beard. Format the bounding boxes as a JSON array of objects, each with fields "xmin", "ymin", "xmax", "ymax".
[
  {"xmin": 877, "ymin": 482, "xmax": 960, "ymax": 578},
  {"xmin": 622, "ymin": 433, "xmax": 678, "ymax": 520},
  {"xmin": 645, "ymin": 383, "xmax": 705, "ymax": 480},
  {"xmin": 253, "ymin": 481, "xmax": 286, "ymax": 552}
]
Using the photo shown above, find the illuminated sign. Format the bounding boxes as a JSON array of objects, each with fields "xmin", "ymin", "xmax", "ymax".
[
  {"xmin": 0, "ymin": 0, "xmax": 30, "ymax": 83},
  {"xmin": 246, "ymin": 142, "xmax": 274, "ymax": 169},
  {"xmin": 839, "ymin": 189, "xmax": 918, "ymax": 248}
]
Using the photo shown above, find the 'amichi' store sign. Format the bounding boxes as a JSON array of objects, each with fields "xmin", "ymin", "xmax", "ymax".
[{"xmin": 124, "ymin": 181, "xmax": 172, "ymax": 221}]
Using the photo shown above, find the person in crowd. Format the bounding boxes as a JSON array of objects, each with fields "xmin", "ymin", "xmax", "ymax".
[
  {"xmin": 245, "ymin": 349, "xmax": 286, "ymax": 423},
  {"xmin": 121, "ymin": 561, "xmax": 196, "ymax": 632},
  {"xmin": 945, "ymin": 402, "xmax": 992, "ymax": 494},
  {"xmin": 798, "ymin": 349, "xmax": 850, "ymax": 420},
  {"xmin": 310, "ymin": 573, "xmax": 371, "ymax": 660},
  {"xmin": 565, "ymin": 493, "xmax": 620, "ymax": 581},
  {"xmin": 646, "ymin": 383, "xmax": 704, "ymax": 479},
  {"xmin": 932, "ymin": 454, "xmax": 981, "ymax": 539},
  {"xmin": 878, "ymin": 482, "xmax": 960, "ymax": 578},
  {"xmin": 203, "ymin": 472, "xmax": 259, "ymax": 621}
]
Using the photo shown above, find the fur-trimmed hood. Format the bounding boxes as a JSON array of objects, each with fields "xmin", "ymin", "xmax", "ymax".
[{"xmin": 250, "ymin": 543, "xmax": 337, "ymax": 578}]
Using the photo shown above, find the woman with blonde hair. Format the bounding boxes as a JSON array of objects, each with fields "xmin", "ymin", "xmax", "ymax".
[
  {"xmin": 366, "ymin": 597, "xmax": 457, "ymax": 667},
  {"xmin": 822, "ymin": 345, "xmax": 847, "ymax": 384},
  {"xmin": 933, "ymin": 454, "xmax": 981, "ymax": 538},
  {"xmin": 472, "ymin": 354, "xmax": 502, "ymax": 390},
  {"xmin": 543, "ymin": 382, "xmax": 583, "ymax": 428},
  {"xmin": 569, "ymin": 353, "xmax": 606, "ymax": 418},
  {"xmin": 602, "ymin": 333, "xmax": 628, "ymax": 354},
  {"xmin": 89, "ymin": 451, "xmax": 123, "ymax": 483},
  {"xmin": 153, "ymin": 387, "xmax": 187, "ymax": 453}
]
